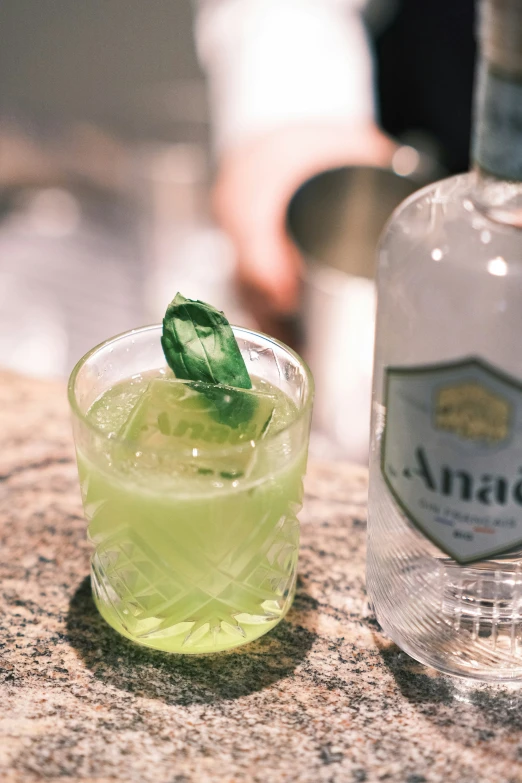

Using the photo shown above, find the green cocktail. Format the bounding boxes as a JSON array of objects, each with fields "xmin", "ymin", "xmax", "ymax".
[{"xmin": 69, "ymin": 324, "xmax": 313, "ymax": 653}]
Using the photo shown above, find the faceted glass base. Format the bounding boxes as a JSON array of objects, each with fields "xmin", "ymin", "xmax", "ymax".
[{"xmin": 90, "ymin": 510, "xmax": 299, "ymax": 654}]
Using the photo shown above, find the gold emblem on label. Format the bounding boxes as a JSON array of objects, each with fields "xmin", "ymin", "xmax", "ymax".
[{"xmin": 435, "ymin": 382, "xmax": 510, "ymax": 444}]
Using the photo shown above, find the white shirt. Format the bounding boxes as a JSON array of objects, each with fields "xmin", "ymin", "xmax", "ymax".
[{"xmin": 194, "ymin": 0, "xmax": 375, "ymax": 154}]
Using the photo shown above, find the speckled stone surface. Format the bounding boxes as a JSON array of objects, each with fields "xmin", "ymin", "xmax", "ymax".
[{"xmin": 3, "ymin": 370, "xmax": 522, "ymax": 783}]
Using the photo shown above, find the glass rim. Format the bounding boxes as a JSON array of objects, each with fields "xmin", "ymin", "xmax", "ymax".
[{"xmin": 67, "ymin": 323, "xmax": 314, "ymax": 457}]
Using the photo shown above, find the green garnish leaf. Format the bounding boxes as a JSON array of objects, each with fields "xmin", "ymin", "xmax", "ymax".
[
  {"xmin": 161, "ymin": 293, "xmax": 257, "ymax": 428},
  {"xmin": 196, "ymin": 382, "xmax": 257, "ymax": 428},
  {"xmin": 161, "ymin": 293, "xmax": 252, "ymax": 390}
]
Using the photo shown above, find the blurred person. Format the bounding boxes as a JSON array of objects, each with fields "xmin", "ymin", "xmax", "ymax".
[{"xmin": 195, "ymin": 0, "xmax": 475, "ymax": 331}]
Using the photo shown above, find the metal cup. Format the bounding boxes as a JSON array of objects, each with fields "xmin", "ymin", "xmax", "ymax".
[{"xmin": 287, "ymin": 165, "xmax": 419, "ymax": 463}]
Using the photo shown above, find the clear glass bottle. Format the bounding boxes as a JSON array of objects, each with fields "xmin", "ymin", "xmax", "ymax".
[{"xmin": 367, "ymin": 0, "xmax": 522, "ymax": 681}]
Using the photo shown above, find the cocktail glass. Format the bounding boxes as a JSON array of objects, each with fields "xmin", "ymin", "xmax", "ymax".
[{"xmin": 68, "ymin": 325, "xmax": 313, "ymax": 653}]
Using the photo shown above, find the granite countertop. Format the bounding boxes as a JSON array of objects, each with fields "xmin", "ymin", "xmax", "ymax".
[{"xmin": 2, "ymin": 370, "xmax": 522, "ymax": 783}]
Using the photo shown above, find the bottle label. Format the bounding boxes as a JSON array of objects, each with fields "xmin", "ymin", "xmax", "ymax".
[
  {"xmin": 473, "ymin": 64, "xmax": 522, "ymax": 181},
  {"xmin": 382, "ymin": 357, "xmax": 522, "ymax": 563}
]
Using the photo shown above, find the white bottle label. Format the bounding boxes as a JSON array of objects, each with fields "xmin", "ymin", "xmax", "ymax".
[
  {"xmin": 473, "ymin": 64, "xmax": 522, "ymax": 181},
  {"xmin": 382, "ymin": 358, "xmax": 522, "ymax": 563}
]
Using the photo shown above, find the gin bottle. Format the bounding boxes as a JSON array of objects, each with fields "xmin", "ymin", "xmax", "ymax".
[{"xmin": 367, "ymin": 0, "xmax": 522, "ymax": 680}]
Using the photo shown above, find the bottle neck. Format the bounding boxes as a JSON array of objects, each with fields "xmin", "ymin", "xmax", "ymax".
[{"xmin": 471, "ymin": 0, "xmax": 522, "ymax": 227}]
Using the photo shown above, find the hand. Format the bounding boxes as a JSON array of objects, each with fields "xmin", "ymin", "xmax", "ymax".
[{"xmin": 213, "ymin": 122, "xmax": 397, "ymax": 336}]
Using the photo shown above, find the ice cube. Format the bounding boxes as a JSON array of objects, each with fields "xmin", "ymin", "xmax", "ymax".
[{"xmin": 119, "ymin": 378, "xmax": 277, "ymax": 452}]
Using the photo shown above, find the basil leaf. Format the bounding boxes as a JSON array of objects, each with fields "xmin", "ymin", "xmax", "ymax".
[
  {"xmin": 161, "ymin": 293, "xmax": 252, "ymax": 390},
  {"xmin": 161, "ymin": 294, "xmax": 255, "ymax": 428},
  {"xmin": 195, "ymin": 381, "xmax": 257, "ymax": 429}
]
